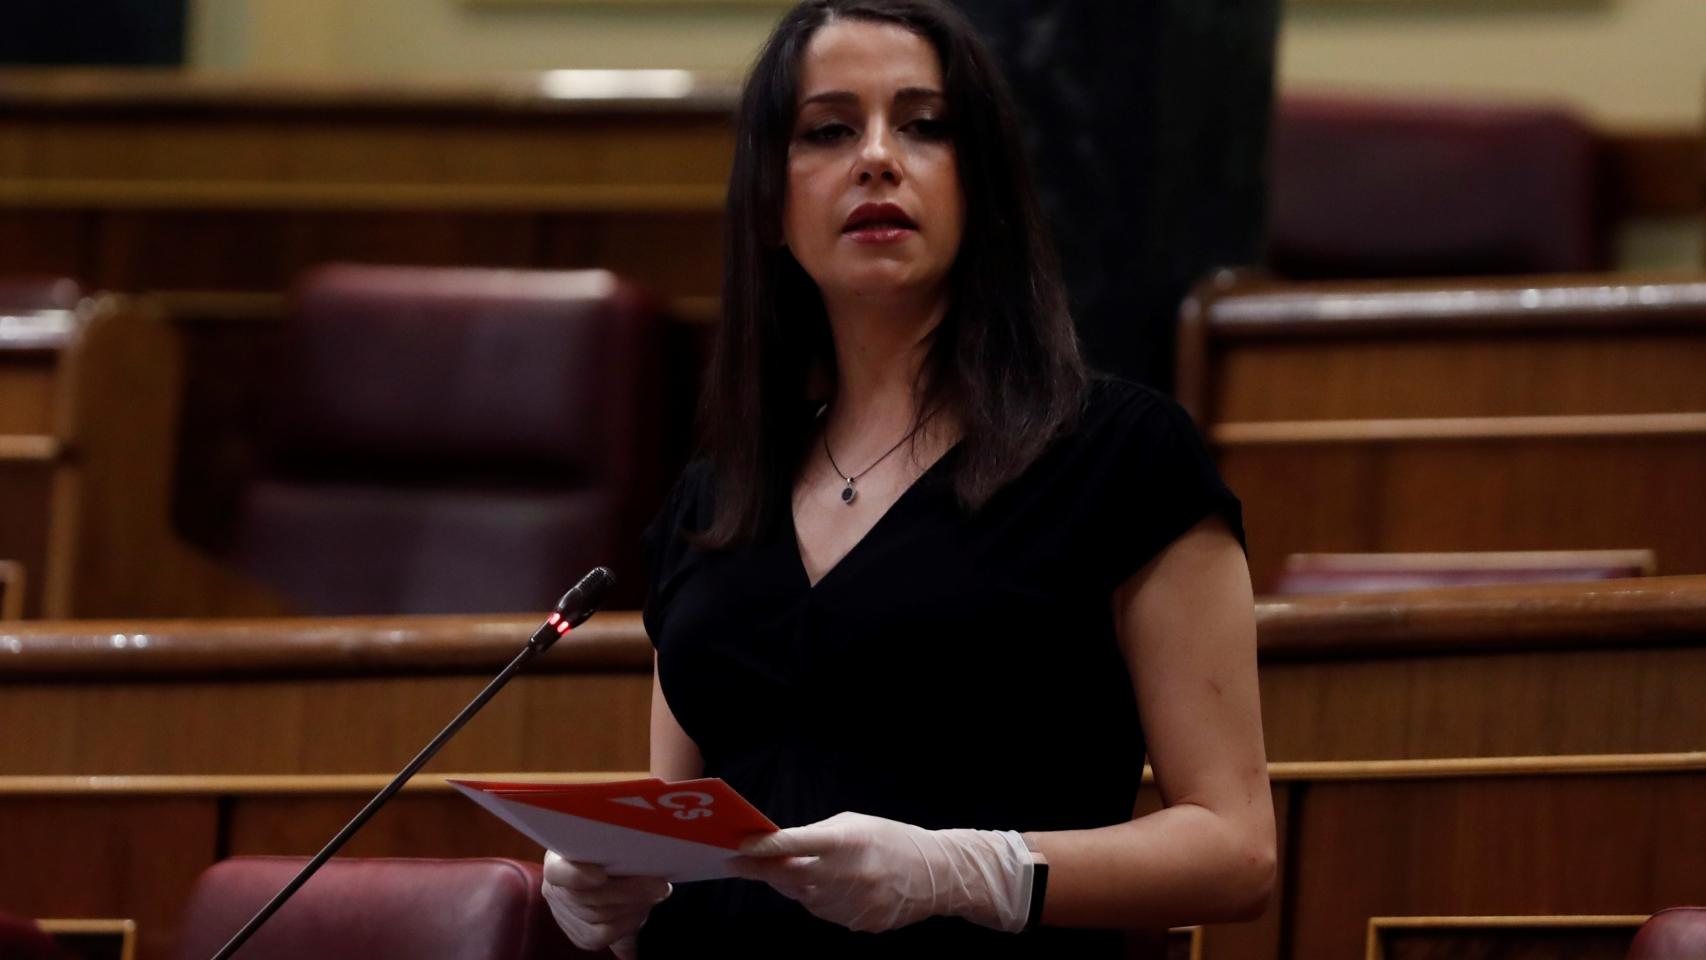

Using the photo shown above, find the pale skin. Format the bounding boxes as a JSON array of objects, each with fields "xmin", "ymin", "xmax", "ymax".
[{"xmin": 549, "ymin": 17, "xmax": 1274, "ymax": 947}]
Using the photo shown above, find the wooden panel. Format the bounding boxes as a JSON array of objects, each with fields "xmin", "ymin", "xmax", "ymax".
[
  {"xmin": 4, "ymin": 759, "xmax": 1702, "ymax": 960},
  {"xmin": 0, "ymin": 116, "xmax": 734, "ymax": 189},
  {"xmin": 1261, "ymin": 645, "xmax": 1706, "ymax": 761},
  {"xmin": 6, "ymin": 580, "xmax": 1706, "ymax": 772},
  {"xmin": 227, "ymin": 791, "xmax": 546, "ymax": 860},
  {"xmin": 1222, "ymin": 437, "xmax": 1706, "ymax": 592},
  {"xmin": 0, "ymin": 671, "xmax": 650, "ymax": 775},
  {"xmin": 1181, "ymin": 274, "xmax": 1706, "ymax": 592},
  {"xmin": 38, "ymin": 919, "xmax": 138, "ymax": 960},
  {"xmin": 541, "ymin": 211, "xmax": 724, "ymax": 301},
  {"xmin": 1600, "ymin": 127, "xmax": 1706, "ymax": 217},
  {"xmin": 1286, "ymin": 773, "xmax": 1706, "ymax": 960},
  {"xmin": 0, "ymin": 461, "xmax": 53, "ymax": 618},
  {"xmin": 1167, "ymin": 926, "xmax": 1203, "ymax": 960},
  {"xmin": 1369, "ymin": 916, "xmax": 1642, "ymax": 960},
  {"xmin": 91, "ymin": 210, "xmax": 541, "ymax": 292},
  {"xmin": 0, "ymin": 210, "xmax": 88, "ymax": 276},
  {"xmin": 1214, "ymin": 334, "xmax": 1706, "ymax": 422},
  {"xmin": 0, "ymin": 559, "xmax": 21, "ymax": 619},
  {"xmin": 0, "ymin": 796, "xmax": 216, "ymax": 960},
  {"xmin": 0, "ymin": 353, "xmax": 58, "ymax": 433},
  {"xmin": 0, "ymin": 612, "xmax": 651, "ymax": 676}
]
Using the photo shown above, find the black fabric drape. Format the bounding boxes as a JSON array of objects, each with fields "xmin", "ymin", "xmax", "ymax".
[{"xmin": 951, "ymin": 0, "xmax": 1279, "ymax": 392}]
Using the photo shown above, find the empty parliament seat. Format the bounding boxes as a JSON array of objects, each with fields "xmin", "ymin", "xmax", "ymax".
[
  {"xmin": 170, "ymin": 857, "xmax": 588, "ymax": 960},
  {"xmin": 1268, "ymin": 94, "xmax": 1603, "ymax": 279},
  {"xmin": 231, "ymin": 264, "xmax": 666, "ymax": 614}
]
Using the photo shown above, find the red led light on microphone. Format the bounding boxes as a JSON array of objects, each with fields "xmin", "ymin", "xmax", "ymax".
[
  {"xmin": 547, "ymin": 613, "xmax": 561, "ymax": 625},
  {"xmin": 555, "ymin": 620, "xmax": 570, "ymax": 634}
]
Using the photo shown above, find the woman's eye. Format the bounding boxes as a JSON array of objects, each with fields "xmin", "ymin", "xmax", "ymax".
[
  {"xmin": 906, "ymin": 118, "xmax": 952, "ymax": 139},
  {"xmin": 802, "ymin": 123, "xmax": 853, "ymax": 143}
]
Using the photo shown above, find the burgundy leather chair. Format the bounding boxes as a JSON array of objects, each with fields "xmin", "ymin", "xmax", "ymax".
[
  {"xmin": 1627, "ymin": 908, "xmax": 1706, "ymax": 960},
  {"xmin": 1268, "ymin": 94, "xmax": 1603, "ymax": 279},
  {"xmin": 170, "ymin": 857, "xmax": 594, "ymax": 960},
  {"xmin": 1270, "ymin": 550, "xmax": 1654, "ymax": 596},
  {"xmin": 232, "ymin": 264, "xmax": 666, "ymax": 614},
  {"xmin": 0, "ymin": 911, "xmax": 67, "ymax": 960}
]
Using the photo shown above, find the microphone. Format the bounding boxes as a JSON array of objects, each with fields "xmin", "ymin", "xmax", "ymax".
[
  {"xmin": 210, "ymin": 567, "xmax": 617, "ymax": 960},
  {"xmin": 530, "ymin": 566, "xmax": 617, "ymax": 647}
]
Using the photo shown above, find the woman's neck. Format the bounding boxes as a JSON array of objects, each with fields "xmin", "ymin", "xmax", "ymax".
[{"xmin": 820, "ymin": 287, "xmax": 955, "ymax": 462}]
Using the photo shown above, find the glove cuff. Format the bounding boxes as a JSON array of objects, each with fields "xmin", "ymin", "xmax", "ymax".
[{"xmin": 937, "ymin": 827, "xmax": 1035, "ymax": 934}]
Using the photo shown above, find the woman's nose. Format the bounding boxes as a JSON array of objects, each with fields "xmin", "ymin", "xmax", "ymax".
[{"xmin": 853, "ymin": 127, "xmax": 902, "ymax": 185}]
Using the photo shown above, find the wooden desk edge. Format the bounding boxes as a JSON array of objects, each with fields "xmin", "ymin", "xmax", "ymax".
[
  {"xmin": 4, "ymin": 753, "xmax": 1704, "ymax": 796},
  {"xmin": 6, "ymin": 577, "xmax": 1706, "ymax": 675}
]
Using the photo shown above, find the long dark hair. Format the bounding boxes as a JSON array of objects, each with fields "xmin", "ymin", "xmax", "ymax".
[{"xmin": 698, "ymin": 0, "xmax": 1086, "ymax": 549}]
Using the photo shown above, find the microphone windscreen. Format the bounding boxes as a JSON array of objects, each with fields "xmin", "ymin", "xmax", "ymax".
[{"xmin": 556, "ymin": 566, "xmax": 616, "ymax": 618}]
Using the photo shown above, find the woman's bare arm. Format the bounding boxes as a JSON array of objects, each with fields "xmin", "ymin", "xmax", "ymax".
[
  {"xmin": 650, "ymin": 658, "xmax": 705, "ymax": 781},
  {"xmin": 1025, "ymin": 516, "xmax": 1276, "ymax": 927}
]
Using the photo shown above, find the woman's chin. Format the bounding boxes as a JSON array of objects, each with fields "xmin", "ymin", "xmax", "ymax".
[{"xmin": 824, "ymin": 266, "xmax": 946, "ymax": 301}]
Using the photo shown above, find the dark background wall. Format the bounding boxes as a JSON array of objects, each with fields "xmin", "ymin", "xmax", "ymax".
[
  {"xmin": 0, "ymin": 0, "xmax": 186, "ymax": 66},
  {"xmin": 953, "ymin": 0, "xmax": 1280, "ymax": 392}
]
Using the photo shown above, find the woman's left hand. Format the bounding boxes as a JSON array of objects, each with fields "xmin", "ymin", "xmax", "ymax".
[{"xmin": 731, "ymin": 811, "xmax": 1033, "ymax": 933}]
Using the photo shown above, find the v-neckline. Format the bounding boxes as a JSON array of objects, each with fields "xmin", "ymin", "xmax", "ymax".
[{"xmin": 789, "ymin": 441, "xmax": 960, "ymax": 592}]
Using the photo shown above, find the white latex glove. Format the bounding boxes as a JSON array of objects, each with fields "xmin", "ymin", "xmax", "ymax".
[
  {"xmin": 731, "ymin": 811, "xmax": 1034, "ymax": 934},
  {"xmin": 541, "ymin": 850, "xmax": 673, "ymax": 959}
]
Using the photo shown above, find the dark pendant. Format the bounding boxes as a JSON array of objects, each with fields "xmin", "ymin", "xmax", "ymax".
[{"xmin": 841, "ymin": 480, "xmax": 856, "ymax": 504}]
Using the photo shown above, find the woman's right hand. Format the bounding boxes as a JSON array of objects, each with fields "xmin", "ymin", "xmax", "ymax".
[{"xmin": 541, "ymin": 850, "xmax": 673, "ymax": 959}]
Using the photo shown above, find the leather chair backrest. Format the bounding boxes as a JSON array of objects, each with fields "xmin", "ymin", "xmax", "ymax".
[
  {"xmin": 233, "ymin": 264, "xmax": 664, "ymax": 614},
  {"xmin": 1627, "ymin": 907, "xmax": 1706, "ymax": 960},
  {"xmin": 1269, "ymin": 94, "xmax": 1602, "ymax": 279},
  {"xmin": 170, "ymin": 857, "xmax": 581, "ymax": 960},
  {"xmin": 0, "ymin": 911, "xmax": 68, "ymax": 960}
]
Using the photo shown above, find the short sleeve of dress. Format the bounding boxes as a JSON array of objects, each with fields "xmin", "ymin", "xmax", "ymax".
[
  {"xmin": 1073, "ymin": 379, "xmax": 1246, "ymax": 596},
  {"xmin": 639, "ymin": 460, "xmax": 713, "ymax": 647}
]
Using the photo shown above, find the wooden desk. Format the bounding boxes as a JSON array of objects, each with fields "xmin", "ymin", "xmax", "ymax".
[
  {"xmin": 0, "ymin": 612, "xmax": 653, "ymax": 775},
  {"xmin": 1, "ymin": 578, "xmax": 1702, "ymax": 960},
  {"xmin": 1178, "ymin": 272, "xmax": 1706, "ymax": 591},
  {"xmin": 2, "ymin": 755, "xmax": 1700, "ymax": 960},
  {"xmin": 3, "ymin": 577, "xmax": 1705, "ymax": 774},
  {"xmin": 0, "ymin": 69, "xmax": 739, "ymax": 324}
]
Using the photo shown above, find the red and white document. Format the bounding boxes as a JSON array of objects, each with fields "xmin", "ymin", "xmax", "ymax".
[{"xmin": 449, "ymin": 777, "xmax": 779, "ymax": 882}]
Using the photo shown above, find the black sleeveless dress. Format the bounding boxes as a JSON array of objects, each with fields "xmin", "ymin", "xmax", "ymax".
[{"xmin": 635, "ymin": 376, "xmax": 1245, "ymax": 959}]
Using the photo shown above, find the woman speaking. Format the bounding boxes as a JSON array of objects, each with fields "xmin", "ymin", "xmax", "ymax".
[{"xmin": 543, "ymin": 0, "xmax": 1275, "ymax": 955}]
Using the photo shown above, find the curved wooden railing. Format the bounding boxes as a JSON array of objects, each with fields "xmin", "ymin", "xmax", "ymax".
[{"xmin": 4, "ymin": 576, "xmax": 1704, "ymax": 678}]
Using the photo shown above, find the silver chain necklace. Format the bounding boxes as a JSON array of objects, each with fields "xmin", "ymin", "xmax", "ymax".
[{"xmin": 818, "ymin": 404, "xmax": 930, "ymax": 505}]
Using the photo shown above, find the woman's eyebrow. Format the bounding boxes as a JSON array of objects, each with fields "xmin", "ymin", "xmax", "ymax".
[{"xmin": 798, "ymin": 86, "xmax": 946, "ymax": 108}]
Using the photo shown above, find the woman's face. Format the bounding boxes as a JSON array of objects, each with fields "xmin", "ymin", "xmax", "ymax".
[{"xmin": 783, "ymin": 19, "xmax": 965, "ymax": 305}]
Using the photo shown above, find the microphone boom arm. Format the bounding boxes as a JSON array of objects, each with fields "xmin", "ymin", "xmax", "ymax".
[{"xmin": 210, "ymin": 567, "xmax": 615, "ymax": 960}]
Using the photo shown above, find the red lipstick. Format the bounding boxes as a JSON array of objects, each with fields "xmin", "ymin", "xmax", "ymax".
[{"xmin": 842, "ymin": 202, "xmax": 918, "ymax": 244}]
